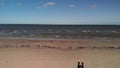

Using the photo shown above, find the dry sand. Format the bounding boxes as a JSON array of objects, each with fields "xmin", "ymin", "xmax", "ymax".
[{"xmin": 0, "ymin": 38, "xmax": 120, "ymax": 68}]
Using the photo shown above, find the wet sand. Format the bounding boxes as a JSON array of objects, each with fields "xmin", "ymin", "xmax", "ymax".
[{"xmin": 0, "ymin": 38, "xmax": 120, "ymax": 48}]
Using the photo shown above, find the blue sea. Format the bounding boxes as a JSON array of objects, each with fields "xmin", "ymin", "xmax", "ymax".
[{"xmin": 0, "ymin": 24, "xmax": 120, "ymax": 38}]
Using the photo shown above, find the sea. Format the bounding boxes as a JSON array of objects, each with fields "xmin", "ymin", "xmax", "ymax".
[{"xmin": 0, "ymin": 24, "xmax": 120, "ymax": 38}]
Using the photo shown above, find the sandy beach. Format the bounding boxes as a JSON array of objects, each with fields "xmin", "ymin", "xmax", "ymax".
[
  {"xmin": 0, "ymin": 38, "xmax": 120, "ymax": 49},
  {"xmin": 0, "ymin": 38, "xmax": 120, "ymax": 68}
]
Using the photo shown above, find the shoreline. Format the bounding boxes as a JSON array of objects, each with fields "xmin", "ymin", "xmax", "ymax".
[
  {"xmin": 0, "ymin": 37, "xmax": 120, "ymax": 50},
  {"xmin": 0, "ymin": 36, "xmax": 120, "ymax": 40}
]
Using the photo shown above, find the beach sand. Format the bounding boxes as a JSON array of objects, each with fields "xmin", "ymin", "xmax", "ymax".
[{"xmin": 0, "ymin": 38, "xmax": 120, "ymax": 68}]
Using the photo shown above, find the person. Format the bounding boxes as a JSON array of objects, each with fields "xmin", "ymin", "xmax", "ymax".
[{"xmin": 77, "ymin": 62, "xmax": 84, "ymax": 68}]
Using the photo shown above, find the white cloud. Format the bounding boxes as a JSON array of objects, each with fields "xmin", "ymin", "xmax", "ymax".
[
  {"xmin": 36, "ymin": 2, "xmax": 55, "ymax": 9},
  {"xmin": 88, "ymin": 4, "xmax": 96, "ymax": 9},
  {"xmin": 69, "ymin": 4, "xmax": 76, "ymax": 8},
  {"xmin": 16, "ymin": 3, "xmax": 23, "ymax": 7},
  {"xmin": 43, "ymin": 2, "xmax": 56, "ymax": 7}
]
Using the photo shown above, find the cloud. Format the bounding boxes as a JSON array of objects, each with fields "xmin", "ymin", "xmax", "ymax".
[
  {"xmin": 88, "ymin": 4, "xmax": 96, "ymax": 9},
  {"xmin": 43, "ymin": 2, "xmax": 56, "ymax": 7},
  {"xmin": 69, "ymin": 4, "xmax": 76, "ymax": 8},
  {"xmin": 16, "ymin": 3, "xmax": 23, "ymax": 7},
  {"xmin": 0, "ymin": 2, "xmax": 5, "ymax": 6},
  {"xmin": 36, "ymin": 2, "xmax": 55, "ymax": 9}
]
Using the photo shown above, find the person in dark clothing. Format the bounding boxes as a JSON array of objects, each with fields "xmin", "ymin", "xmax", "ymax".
[{"xmin": 77, "ymin": 62, "xmax": 84, "ymax": 68}]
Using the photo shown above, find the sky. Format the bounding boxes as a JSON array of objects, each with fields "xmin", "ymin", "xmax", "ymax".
[{"xmin": 0, "ymin": 0, "xmax": 120, "ymax": 25}]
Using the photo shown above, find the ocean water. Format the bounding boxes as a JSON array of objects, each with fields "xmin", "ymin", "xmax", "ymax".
[{"xmin": 0, "ymin": 24, "xmax": 120, "ymax": 38}]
